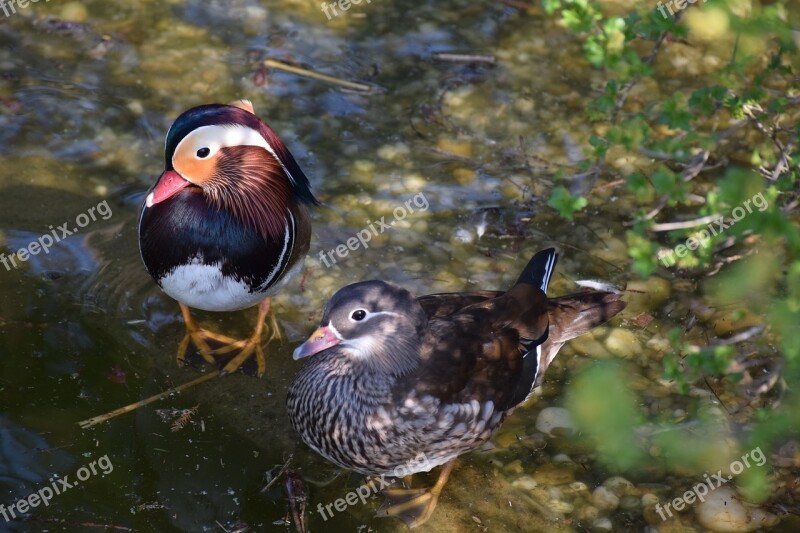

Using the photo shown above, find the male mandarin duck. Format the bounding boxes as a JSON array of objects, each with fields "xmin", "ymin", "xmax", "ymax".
[
  {"xmin": 138, "ymin": 99, "xmax": 317, "ymax": 377},
  {"xmin": 287, "ymin": 248, "xmax": 626, "ymax": 527}
]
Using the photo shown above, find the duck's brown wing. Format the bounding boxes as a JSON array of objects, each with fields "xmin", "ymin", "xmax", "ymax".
[
  {"xmin": 400, "ymin": 282, "xmax": 551, "ymax": 412},
  {"xmin": 416, "ymin": 291, "xmax": 503, "ymax": 319},
  {"xmin": 405, "ymin": 249, "xmax": 626, "ymax": 411}
]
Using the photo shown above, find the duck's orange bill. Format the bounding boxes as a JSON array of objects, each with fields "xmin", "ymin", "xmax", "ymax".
[
  {"xmin": 293, "ymin": 325, "xmax": 341, "ymax": 360},
  {"xmin": 147, "ymin": 170, "xmax": 191, "ymax": 206}
]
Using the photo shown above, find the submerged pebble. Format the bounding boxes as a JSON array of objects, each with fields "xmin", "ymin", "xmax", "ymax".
[
  {"xmin": 604, "ymin": 476, "xmax": 636, "ymax": 496},
  {"xmin": 695, "ymin": 486, "xmax": 779, "ymax": 532},
  {"xmin": 533, "ymin": 463, "xmax": 576, "ymax": 485},
  {"xmin": 503, "ymin": 459, "xmax": 524, "ymax": 475},
  {"xmin": 592, "ymin": 517, "xmax": 613, "ymax": 531},
  {"xmin": 535, "ymin": 407, "xmax": 577, "ymax": 436},
  {"xmin": 568, "ymin": 335, "xmax": 613, "ymax": 359},
  {"xmin": 604, "ymin": 328, "xmax": 642, "ymax": 359},
  {"xmin": 592, "ymin": 486, "xmax": 620, "ymax": 511},
  {"xmin": 620, "ymin": 495, "xmax": 641, "ymax": 510},
  {"xmin": 624, "ymin": 277, "xmax": 672, "ymax": 314},
  {"xmin": 511, "ymin": 475, "xmax": 538, "ymax": 491}
]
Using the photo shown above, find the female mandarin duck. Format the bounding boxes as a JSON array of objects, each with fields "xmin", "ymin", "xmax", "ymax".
[
  {"xmin": 139, "ymin": 100, "xmax": 317, "ymax": 377},
  {"xmin": 287, "ymin": 248, "xmax": 626, "ymax": 527}
]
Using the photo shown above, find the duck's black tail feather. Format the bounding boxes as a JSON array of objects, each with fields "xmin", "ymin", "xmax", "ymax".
[
  {"xmin": 509, "ymin": 248, "xmax": 626, "ymax": 406},
  {"xmin": 515, "ymin": 248, "xmax": 558, "ymax": 293}
]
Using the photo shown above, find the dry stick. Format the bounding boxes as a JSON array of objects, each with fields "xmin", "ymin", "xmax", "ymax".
[
  {"xmin": 260, "ymin": 455, "xmax": 293, "ymax": 493},
  {"xmin": 650, "ymin": 214, "xmax": 719, "ymax": 232},
  {"xmin": 78, "ymin": 370, "xmax": 221, "ymax": 429},
  {"xmin": 432, "ymin": 53, "xmax": 496, "ymax": 64},
  {"xmin": 263, "ymin": 59, "xmax": 373, "ymax": 93}
]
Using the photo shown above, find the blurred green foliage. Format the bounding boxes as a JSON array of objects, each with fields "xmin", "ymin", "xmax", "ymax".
[
  {"xmin": 566, "ymin": 363, "xmax": 648, "ymax": 471},
  {"xmin": 543, "ymin": 0, "xmax": 799, "ymax": 500}
]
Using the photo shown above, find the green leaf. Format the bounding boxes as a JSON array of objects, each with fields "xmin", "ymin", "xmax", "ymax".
[
  {"xmin": 541, "ymin": 0, "xmax": 562, "ymax": 14},
  {"xmin": 650, "ymin": 167, "xmax": 686, "ymax": 203},
  {"xmin": 547, "ymin": 186, "xmax": 588, "ymax": 220},
  {"xmin": 626, "ymin": 230, "xmax": 658, "ymax": 278}
]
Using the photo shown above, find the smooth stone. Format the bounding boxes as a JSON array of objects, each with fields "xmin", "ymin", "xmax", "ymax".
[
  {"xmin": 592, "ymin": 486, "xmax": 620, "ymax": 511},
  {"xmin": 642, "ymin": 498, "xmax": 668, "ymax": 525},
  {"xmin": 604, "ymin": 328, "xmax": 642, "ymax": 359},
  {"xmin": 488, "ymin": 458, "xmax": 504, "ymax": 469},
  {"xmin": 503, "ymin": 459, "xmax": 524, "ymax": 475},
  {"xmin": 566, "ymin": 481, "xmax": 589, "ymax": 495},
  {"xmin": 591, "ymin": 234, "xmax": 629, "ymax": 264},
  {"xmin": 436, "ymin": 137, "xmax": 473, "ymax": 158},
  {"xmin": 377, "ymin": 143, "xmax": 411, "ymax": 161},
  {"xmin": 604, "ymin": 476, "xmax": 636, "ymax": 496},
  {"xmin": 536, "ymin": 407, "xmax": 577, "ymax": 437},
  {"xmin": 453, "ymin": 228, "xmax": 474, "ymax": 244},
  {"xmin": 401, "ymin": 174, "xmax": 427, "ymax": 192},
  {"xmin": 624, "ymin": 278, "xmax": 672, "ymax": 315},
  {"xmin": 61, "ymin": 2, "xmax": 89, "ymax": 21},
  {"xmin": 568, "ymin": 335, "xmax": 613, "ymax": 359},
  {"xmin": 520, "ymin": 433, "xmax": 548, "ymax": 451},
  {"xmin": 620, "ymin": 495, "xmax": 640, "ymax": 510},
  {"xmin": 592, "ymin": 517, "xmax": 613, "ymax": 532},
  {"xmin": 578, "ymin": 505, "xmax": 600, "ymax": 521},
  {"xmin": 532, "ymin": 463, "xmax": 576, "ymax": 485},
  {"xmin": 710, "ymin": 309, "xmax": 763, "ymax": 337},
  {"xmin": 695, "ymin": 486, "xmax": 779, "ymax": 532},
  {"xmin": 452, "ymin": 167, "xmax": 476, "ymax": 184},
  {"xmin": 548, "ymin": 499, "xmax": 574, "ymax": 514},
  {"xmin": 641, "ymin": 493, "xmax": 660, "ymax": 507},
  {"xmin": 511, "ymin": 475, "xmax": 538, "ymax": 491},
  {"xmin": 646, "ymin": 335, "xmax": 671, "ymax": 356}
]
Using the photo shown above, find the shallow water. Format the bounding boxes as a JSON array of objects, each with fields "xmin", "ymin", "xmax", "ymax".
[{"xmin": 0, "ymin": 1, "xmax": 794, "ymax": 532}]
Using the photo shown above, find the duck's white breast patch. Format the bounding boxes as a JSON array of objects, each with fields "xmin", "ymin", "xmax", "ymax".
[{"xmin": 159, "ymin": 259, "xmax": 264, "ymax": 312}]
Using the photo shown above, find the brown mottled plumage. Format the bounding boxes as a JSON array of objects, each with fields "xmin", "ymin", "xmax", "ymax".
[{"xmin": 286, "ymin": 249, "xmax": 626, "ymax": 527}]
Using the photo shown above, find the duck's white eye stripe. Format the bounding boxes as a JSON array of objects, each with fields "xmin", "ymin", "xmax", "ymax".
[
  {"xmin": 173, "ymin": 124, "xmax": 271, "ymax": 161},
  {"xmin": 361, "ymin": 311, "xmax": 401, "ymax": 323}
]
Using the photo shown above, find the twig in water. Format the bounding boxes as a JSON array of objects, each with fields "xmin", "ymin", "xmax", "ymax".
[
  {"xmin": 261, "ymin": 455, "xmax": 294, "ymax": 493},
  {"xmin": 650, "ymin": 214, "xmax": 720, "ymax": 232},
  {"xmin": 263, "ymin": 59, "xmax": 373, "ymax": 93},
  {"xmin": 78, "ymin": 370, "xmax": 221, "ymax": 429},
  {"xmin": 432, "ymin": 53, "xmax": 496, "ymax": 64}
]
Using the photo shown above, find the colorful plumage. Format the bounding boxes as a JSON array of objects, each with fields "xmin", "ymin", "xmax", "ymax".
[{"xmin": 139, "ymin": 99, "xmax": 317, "ymax": 376}]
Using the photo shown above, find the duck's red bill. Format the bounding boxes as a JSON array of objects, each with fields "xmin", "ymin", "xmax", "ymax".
[
  {"xmin": 146, "ymin": 170, "xmax": 190, "ymax": 206},
  {"xmin": 293, "ymin": 325, "xmax": 341, "ymax": 360}
]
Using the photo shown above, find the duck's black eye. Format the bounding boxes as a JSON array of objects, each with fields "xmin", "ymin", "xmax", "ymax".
[
  {"xmin": 351, "ymin": 309, "xmax": 367, "ymax": 321},
  {"xmin": 196, "ymin": 147, "xmax": 211, "ymax": 158}
]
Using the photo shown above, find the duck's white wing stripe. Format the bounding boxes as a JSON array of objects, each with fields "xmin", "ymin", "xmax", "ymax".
[
  {"xmin": 258, "ymin": 211, "xmax": 294, "ymax": 291},
  {"xmin": 540, "ymin": 251, "xmax": 557, "ymax": 293}
]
